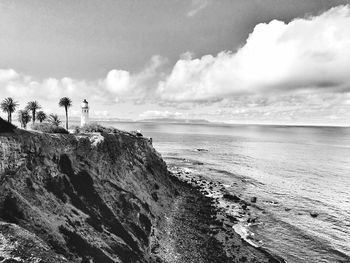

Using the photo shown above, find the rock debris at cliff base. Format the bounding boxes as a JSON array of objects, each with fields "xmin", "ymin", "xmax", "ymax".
[{"xmin": 154, "ymin": 175, "xmax": 285, "ymax": 263}]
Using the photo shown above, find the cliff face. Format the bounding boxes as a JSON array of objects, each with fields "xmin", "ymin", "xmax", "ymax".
[
  {"xmin": 0, "ymin": 118, "xmax": 16, "ymax": 133},
  {"xmin": 0, "ymin": 129, "xmax": 177, "ymax": 263}
]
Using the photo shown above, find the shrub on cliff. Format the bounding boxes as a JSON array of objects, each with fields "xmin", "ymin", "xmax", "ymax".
[
  {"xmin": 0, "ymin": 117, "xmax": 16, "ymax": 133},
  {"xmin": 31, "ymin": 123, "xmax": 69, "ymax": 134},
  {"xmin": 72, "ymin": 123, "xmax": 118, "ymax": 134},
  {"xmin": 18, "ymin": 110, "xmax": 31, "ymax": 129}
]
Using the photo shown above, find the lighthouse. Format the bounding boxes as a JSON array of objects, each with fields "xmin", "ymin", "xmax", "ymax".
[{"xmin": 81, "ymin": 99, "xmax": 89, "ymax": 127}]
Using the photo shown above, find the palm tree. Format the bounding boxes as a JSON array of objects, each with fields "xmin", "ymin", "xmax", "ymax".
[
  {"xmin": 26, "ymin": 101, "xmax": 41, "ymax": 124},
  {"xmin": 0, "ymin": 97, "xmax": 19, "ymax": 123},
  {"xmin": 48, "ymin": 114, "xmax": 61, "ymax": 126},
  {"xmin": 59, "ymin": 97, "xmax": 72, "ymax": 130},
  {"xmin": 36, "ymin": 111, "xmax": 47, "ymax": 123},
  {"xmin": 18, "ymin": 110, "xmax": 31, "ymax": 129}
]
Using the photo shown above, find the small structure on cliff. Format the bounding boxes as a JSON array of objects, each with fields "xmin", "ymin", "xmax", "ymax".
[{"xmin": 81, "ymin": 99, "xmax": 89, "ymax": 127}]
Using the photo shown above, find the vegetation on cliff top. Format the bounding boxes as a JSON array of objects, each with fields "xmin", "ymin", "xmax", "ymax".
[
  {"xmin": 0, "ymin": 98, "xmax": 19, "ymax": 123},
  {"xmin": 30, "ymin": 123, "xmax": 69, "ymax": 134},
  {"xmin": 25, "ymin": 101, "xmax": 41, "ymax": 124},
  {"xmin": 48, "ymin": 114, "xmax": 62, "ymax": 126},
  {"xmin": 17, "ymin": 110, "xmax": 32, "ymax": 129},
  {"xmin": 72, "ymin": 123, "xmax": 119, "ymax": 134},
  {"xmin": 36, "ymin": 111, "xmax": 47, "ymax": 123},
  {"xmin": 1, "ymin": 97, "xmax": 72, "ymax": 130},
  {"xmin": 59, "ymin": 97, "xmax": 72, "ymax": 130}
]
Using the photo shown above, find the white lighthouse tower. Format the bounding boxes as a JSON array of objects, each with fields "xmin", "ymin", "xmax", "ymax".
[{"xmin": 81, "ymin": 99, "xmax": 89, "ymax": 127}]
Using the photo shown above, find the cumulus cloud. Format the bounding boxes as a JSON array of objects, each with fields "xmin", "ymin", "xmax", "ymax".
[
  {"xmin": 0, "ymin": 69, "xmax": 18, "ymax": 82},
  {"xmin": 100, "ymin": 55, "xmax": 167, "ymax": 102},
  {"xmin": 104, "ymin": 70, "xmax": 131, "ymax": 95},
  {"xmin": 2, "ymin": 6, "xmax": 350, "ymax": 125},
  {"xmin": 0, "ymin": 55, "xmax": 167, "ymax": 114},
  {"xmin": 158, "ymin": 5, "xmax": 350, "ymax": 102},
  {"xmin": 0, "ymin": 70, "xmax": 92, "ymax": 103}
]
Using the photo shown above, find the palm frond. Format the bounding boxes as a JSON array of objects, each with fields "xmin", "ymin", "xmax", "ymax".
[
  {"xmin": 59, "ymin": 97, "xmax": 72, "ymax": 108},
  {"xmin": 36, "ymin": 111, "xmax": 47, "ymax": 122},
  {"xmin": 26, "ymin": 101, "xmax": 41, "ymax": 111},
  {"xmin": 48, "ymin": 114, "xmax": 61, "ymax": 126},
  {"xmin": 0, "ymin": 97, "xmax": 19, "ymax": 113},
  {"xmin": 17, "ymin": 110, "xmax": 31, "ymax": 128}
]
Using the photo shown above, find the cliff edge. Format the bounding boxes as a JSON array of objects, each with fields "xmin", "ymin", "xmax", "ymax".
[{"xmin": 0, "ymin": 129, "xmax": 176, "ymax": 263}]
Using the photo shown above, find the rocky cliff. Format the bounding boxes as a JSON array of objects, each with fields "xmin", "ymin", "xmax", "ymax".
[{"xmin": 0, "ymin": 129, "xmax": 177, "ymax": 263}]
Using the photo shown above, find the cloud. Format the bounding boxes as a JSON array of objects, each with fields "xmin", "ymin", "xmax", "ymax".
[
  {"xmin": 187, "ymin": 0, "xmax": 210, "ymax": 17},
  {"xmin": 0, "ymin": 55, "xmax": 167, "ymax": 112},
  {"xmin": 139, "ymin": 110, "xmax": 184, "ymax": 119},
  {"xmin": 100, "ymin": 55, "xmax": 168, "ymax": 102},
  {"xmin": 203, "ymin": 90, "xmax": 350, "ymax": 125},
  {"xmin": 1, "ymin": 71, "xmax": 92, "ymax": 104},
  {"xmin": 104, "ymin": 70, "xmax": 130, "ymax": 96},
  {"xmin": 2, "ymin": 6, "xmax": 350, "ymax": 125},
  {"xmin": 158, "ymin": 5, "xmax": 350, "ymax": 102},
  {"xmin": 0, "ymin": 69, "xmax": 18, "ymax": 82}
]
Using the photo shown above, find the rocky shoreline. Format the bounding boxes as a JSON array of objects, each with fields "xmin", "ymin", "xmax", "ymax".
[{"xmin": 156, "ymin": 166, "xmax": 287, "ymax": 263}]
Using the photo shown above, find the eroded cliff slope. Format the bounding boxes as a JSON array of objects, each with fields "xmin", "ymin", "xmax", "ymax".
[{"xmin": 0, "ymin": 129, "xmax": 177, "ymax": 263}]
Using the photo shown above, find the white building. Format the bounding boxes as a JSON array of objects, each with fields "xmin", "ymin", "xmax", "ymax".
[{"xmin": 81, "ymin": 99, "xmax": 89, "ymax": 127}]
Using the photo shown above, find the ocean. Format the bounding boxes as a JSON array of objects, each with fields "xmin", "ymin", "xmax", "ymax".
[{"xmin": 102, "ymin": 121, "xmax": 350, "ymax": 263}]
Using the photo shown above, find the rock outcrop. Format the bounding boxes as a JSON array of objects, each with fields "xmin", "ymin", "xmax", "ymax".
[{"xmin": 0, "ymin": 129, "xmax": 177, "ymax": 263}]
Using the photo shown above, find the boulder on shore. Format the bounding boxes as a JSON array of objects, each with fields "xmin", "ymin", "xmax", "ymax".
[
  {"xmin": 223, "ymin": 194, "xmax": 240, "ymax": 202},
  {"xmin": 310, "ymin": 211, "xmax": 319, "ymax": 218},
  {"xmin": 196, "ymin": 148, "xmax": 208, "ymax": 152},
  {"xmin": 250, "ymin": 197, "xmax": 257, "ymax": 203}
]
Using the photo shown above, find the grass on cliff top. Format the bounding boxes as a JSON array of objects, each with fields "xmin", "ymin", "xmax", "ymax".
[
  {"xmin": 71, "ymin": 123, "xmax": 144, "ymax": 138},
  {"xmin": 0, "ymin": 117, "xmax": 16, "ymax": 133},
  {"xmin": 31, "ymin": 123, "xmax": 69, "ymax": 134},
  {"xmin": 71, "ymin": 123, "xmax": 119, "ymax": 134}
]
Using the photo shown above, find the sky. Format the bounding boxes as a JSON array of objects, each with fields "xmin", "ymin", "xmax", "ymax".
[{"xmin": 1, "ymin": 0, "xmax": 350, "ymax": 126}]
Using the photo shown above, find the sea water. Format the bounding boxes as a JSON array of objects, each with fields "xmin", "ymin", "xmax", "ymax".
[{"xmin": 103, "ymin": 121, "xmax": 350, "ymax": 263}]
